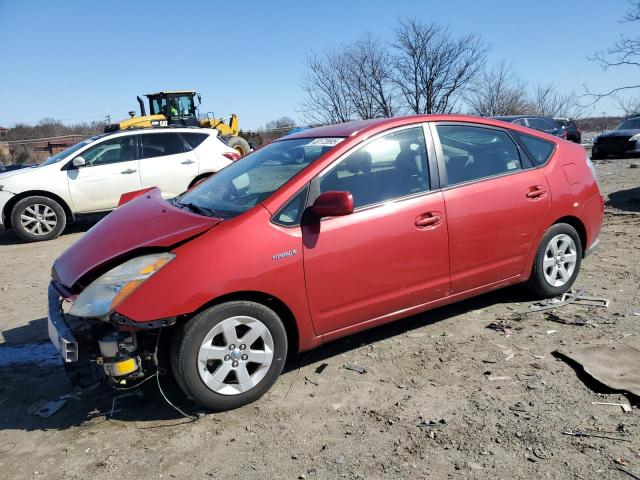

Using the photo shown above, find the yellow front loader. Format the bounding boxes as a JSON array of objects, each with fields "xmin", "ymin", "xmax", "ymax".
[{"xmin": 105, "ymin": 91, "xmax": 251, "ymax": 155}]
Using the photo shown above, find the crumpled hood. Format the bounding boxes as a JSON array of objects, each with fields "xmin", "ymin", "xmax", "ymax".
[
  {"xmin": 53, "ymin": 188, "xmax": 222, "ymax": 289},
  {"xmin": 598, "ymin": 129, "xmax": 640, "ymax": 139}
]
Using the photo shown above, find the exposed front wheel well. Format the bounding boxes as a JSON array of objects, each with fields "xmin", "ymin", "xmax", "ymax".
[
  {"xmin": 552, "ymin": 216, "xmax": 587, "ymax": 257},
  {"xmin": 179, "ymin": 291, "xmax": 300, "ymax": 355},
  {"xmin": 2, "ymin": 190, "xmax": 73, "ymax": 229}
]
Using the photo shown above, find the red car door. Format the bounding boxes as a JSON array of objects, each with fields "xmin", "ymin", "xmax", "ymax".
[
  {"xmin": 302, "ymin": 126, "xmax": 450, "ymax": 335},
  {"xmin": 433, "ymin": 123, "xmax": 552, "ymax": 294}
]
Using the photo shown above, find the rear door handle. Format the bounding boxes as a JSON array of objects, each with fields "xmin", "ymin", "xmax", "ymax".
[
  {"xmin": 121, "ymin": 168, "xmax": 137, "ymax": 174},
  {"xmin": 526, "ymin": 186, "xmax": 547, "ymax": 199},
  {"xmin": 415, "ymin": 212, "xmax": 443, "ymax": 228},
  {"xmin": 181, "ymin": 160, "xmax": 195, "ymax": 165}
]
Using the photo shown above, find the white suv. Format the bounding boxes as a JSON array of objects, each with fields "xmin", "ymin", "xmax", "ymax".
[{"xmin": 0, "ymin": 127, "xmax": 239, "ymax": 241}]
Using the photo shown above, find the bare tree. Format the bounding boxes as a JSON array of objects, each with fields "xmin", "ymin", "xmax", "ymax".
[
  {"xmin": 265, "ymin": 116, "xmax": 297, "ymax": 131},
  {"xmin": 300, "ymin": 52, "xmax": 353, "ymax": 124},
  {"xmin": 585, "ymin": 1, "xmax": 640, "ymax": 104},
  {"xmin": 392, "ymin": 19, "xmax": 487, "ymax": 114},
  {"xmin": 614, "ymin": 94, "xmax": 640, "ymax": 117},
  {"xmin": 466, "ymin": 62, "xmax": 530, "ymax": 116},
  {"xmin": 300, "ymin": 34, "xmax": 396, "ymax": 122},
  {"xmin": 530, "ymin": 83, "xmax": 582, "ymax": 118},
  {"xmin": 342, "ymin": 34, "xmax": 397, "ymax": 118}
]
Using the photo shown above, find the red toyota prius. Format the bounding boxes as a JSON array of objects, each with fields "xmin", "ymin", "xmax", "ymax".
[{"xmin": 48, "ymin": 115, "xmax": 603, "ymax": 411}]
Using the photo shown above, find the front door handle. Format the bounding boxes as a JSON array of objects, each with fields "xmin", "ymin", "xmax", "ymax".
[
  {"xmin": 415, "ymin": 212, "xmax": 443, "ymax": 228},
  {"xmin": 121, "ymin": 168, "xmax": 137, "ymax": 174},
  {"xmin": 181, "ymin": 159, "xmax": 195, "ymax": 165},
  {"xmin": 526, "ymin": 186, "xmax": 547, "ymax": 199}
]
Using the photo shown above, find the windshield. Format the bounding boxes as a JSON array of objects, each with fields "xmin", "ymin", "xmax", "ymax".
[
  {"xmin": 618, "ymin": 118, "xmax": 640, "ymax": 130},
  {"xmin": 176, "ymin": 137, "xmax": 344, "ymax": 218},
  {"xmin": 39, "ymin": 135, "xmax": 103, "ymax": 166}
]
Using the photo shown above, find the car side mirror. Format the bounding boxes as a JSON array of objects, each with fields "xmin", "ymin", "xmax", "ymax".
[
  {"xmin": 72, "ymin": 156, "xmax": 86, "ymax": 168},
  {"xmin": 311, "ymin": 191, "xmax": 354, "ymax": 218}
]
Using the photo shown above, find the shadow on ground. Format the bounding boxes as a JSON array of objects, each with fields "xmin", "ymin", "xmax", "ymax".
[
  {"xmin": 607, "ymin": 186, "xmax": 640, "ymax": 212},
  {"xmin": 0, "ymin": 216, "xmax": 104, "ymax": 246}
]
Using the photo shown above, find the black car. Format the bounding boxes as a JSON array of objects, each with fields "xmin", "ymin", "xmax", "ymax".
[
  {"xmin": 494, "ymin": 115, "xmax": 565, "ymax": 138},
  {"xmin": 554, "ymin": 118, "xmax": 582, "ymax": 144},
  {"xmin": 591, "ymin": 117, "xmax": 640, "ymax": 159}
]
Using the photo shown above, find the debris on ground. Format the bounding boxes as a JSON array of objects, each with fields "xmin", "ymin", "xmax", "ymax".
[
  {"xmin": 591, "ymin": 401, "xmax": 632, "ymax": 413},
  {"xmin": 484, "ymin": 371, "xmax": 512, "ymax": 382},
  {"xmin": 562, "ymin": 430, "xmax": 632, "ymax": 442},
  {"xmin": 555, "ymin": 344, "xmax": 640, "ymax": 397},
  {"xmin": 544, "ymin": 312, "xmax": 587, "ymax": 326},
  {"xmin": 417, "ymin": 418, "xmax": 447, "ymax": 428},
  {"xmin": 616, "ymin": 465, "xmax": 640, "ymax": 480},
  {"xmin": 27, "ymin": 398, "xmax": 66, "ymax": 418},
  {"xmin": 304, "ymin": 376, "xmax": 319, "ymax": 386},
  {"xmin": 343, "ymin": 363, "xmax": 367, "ymax": 374},
  {"xmin": 486, "ymin": 321, "xmax": 513, "ymax": 337},
  {"xmin": 314, "ymin": 363, "xmax": 328, "ymax": 374}
]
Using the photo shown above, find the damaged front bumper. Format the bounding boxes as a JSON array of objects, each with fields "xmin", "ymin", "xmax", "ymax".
[{"xmin": 47, "ymin": 281, "xmax": 166, "ymax": 388}]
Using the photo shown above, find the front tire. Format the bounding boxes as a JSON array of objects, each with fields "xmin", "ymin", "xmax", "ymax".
[
  {"xmin": 527, "ymin": 223, "xmax": 582, "ymax": 298},
  {"xmin": 11, "ymin": 195, "xmax": 66, "ymax": 242},
  {"xmin": 171, "ymin": 301, "xmax": 287, "ymax": 411}
]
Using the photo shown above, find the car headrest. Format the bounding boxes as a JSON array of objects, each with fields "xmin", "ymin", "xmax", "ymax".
[{"xmin": 345, "ymin": 150, "xmax": 372, "ymax": 174}]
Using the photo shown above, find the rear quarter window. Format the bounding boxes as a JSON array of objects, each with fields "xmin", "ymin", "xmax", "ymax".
[
  {"xmin": 181, "ymin": 132, "xmax": 209, "ymax": 149},
  {"xmin": 513, "ymin": 131, "xmax": 555, "ymax": 166}
]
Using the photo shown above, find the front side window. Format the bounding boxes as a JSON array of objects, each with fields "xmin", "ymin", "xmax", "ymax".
[
  {"xmin": 77, "ymin": 136, "xmax": 136, "ymax": 166},
  {"xmin": 176, "ymin": 137, "xmax": 344, "ymax": 218},
  {"xmin": 437, "ymin": 125, "xmax": 522, "ymax": 186},
  {"xmin": 141, "ymin": 133, "xmax": 187, "ymax": 159},
  {"xmin": 167, "ymin": 95, "xmax": 195, "ymax": 118},
  {"xmin": 320, "ymin": 127, "xmax": 429, "ymax": 209}
]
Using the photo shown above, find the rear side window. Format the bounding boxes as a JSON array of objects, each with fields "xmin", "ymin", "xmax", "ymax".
[
  {"xmin": 141, "ymin": 133, "xmax": 187, "ymax": 159},
  {"xmin": 513, "ymin": 132, "xmax": 555, "ymax": 166},
  {"xmin": 436, "ymin": 125, "xmax": 522, "ymax": 186},
  {"xmin": 181, "ymin": 132, "xmax": 208, "ymax": 149}
]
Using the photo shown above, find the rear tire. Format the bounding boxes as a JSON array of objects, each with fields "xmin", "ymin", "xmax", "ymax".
[
  {"xmin": 527, "ymin": 223, "xmax": 582, "ymax": 298},
  {"xmin": 11, "ymin": 195, "xmax": 66, "ymax": 242},
  {"xmin": 171, "ymin": 301, "xmax": 287, "ymax": 411},
  {"xmin": 222, "ymin": 135, "xmax": 251, "ymax": 156}
]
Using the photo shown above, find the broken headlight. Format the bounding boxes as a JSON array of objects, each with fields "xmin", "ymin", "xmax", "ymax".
[{"xmin": 69, "ymin": 253, "xmax": 175, "ymax": 318}]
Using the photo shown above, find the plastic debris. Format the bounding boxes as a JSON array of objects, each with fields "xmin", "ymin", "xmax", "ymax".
[
  {"xmin": 562, "ymin": 430, "xmax": 631, "ymax": 442},
  {"xmin": 344, "ymin": 363, "xmax": 366, "ymax": 374},
  {"xmin": 591, "ymin": 401, "xmax": 632, "ymax": 413}
]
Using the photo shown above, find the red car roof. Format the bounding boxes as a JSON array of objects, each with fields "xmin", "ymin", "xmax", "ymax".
[{"xmin": 281, "ymin": 114, "xmax": 523, "ymax": 140}]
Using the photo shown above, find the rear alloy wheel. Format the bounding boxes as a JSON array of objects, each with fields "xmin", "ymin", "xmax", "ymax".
[
  {"xmin": 527, "ymin": 223, "xmax": 582, "ymax": 298},
  {"xmin": 11, "ymin": 195, "xmax": 66, "ymax": 242},
  {"xmin": 171, "ymin": 301, "xmax": 287, "ymax": 411}
]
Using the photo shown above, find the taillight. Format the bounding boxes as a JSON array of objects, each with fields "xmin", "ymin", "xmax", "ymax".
[{"xmin": 223, "ymin": 152, "xmax": 241, "ymax": 161}]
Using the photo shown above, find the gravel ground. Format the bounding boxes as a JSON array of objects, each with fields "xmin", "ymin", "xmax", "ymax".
[{"xmin": 0, "ymin": 157, "xmax": 639, "ymax": 480}]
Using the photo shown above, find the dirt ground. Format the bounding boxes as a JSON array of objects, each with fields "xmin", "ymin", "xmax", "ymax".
[{"xmin": 0, "ymin": 156, "xmax": 639, "ymax": 480}]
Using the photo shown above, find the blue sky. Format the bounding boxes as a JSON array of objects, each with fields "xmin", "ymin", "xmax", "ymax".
[{"xmin": 0, "ymin": 0, "xmax": 636, "ymax": 129}]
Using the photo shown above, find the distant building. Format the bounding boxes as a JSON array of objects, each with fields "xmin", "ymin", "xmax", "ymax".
[{"xmin": 0, "ymin": 127, "xmax": 7, "ymax": 136}]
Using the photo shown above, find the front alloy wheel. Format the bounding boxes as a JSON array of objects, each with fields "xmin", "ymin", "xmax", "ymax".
[
  {"xmin": 171, "ymin": 301, "xmax": 287, "ymax": 411},
  {"xmin": 197, "ymin": 316, "xmax": 274, "ymax": 395},
  {"xmin": 11, "ymin": 195, "xmax": 67, "ymax": 242}
]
